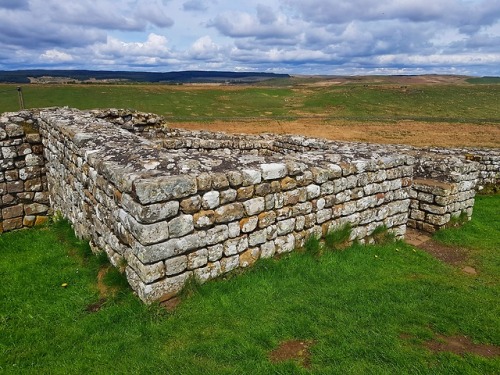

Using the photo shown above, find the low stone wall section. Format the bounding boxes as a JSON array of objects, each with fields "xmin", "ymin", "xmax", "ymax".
[
  {"xmin": 2, "ymin": 107, "xmax": 499, "ymax": 303},
  {"xmin": 0, "ymin": 111, "xmax": 49, "ymax": 233}
]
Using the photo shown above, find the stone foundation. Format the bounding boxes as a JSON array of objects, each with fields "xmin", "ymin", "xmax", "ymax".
[{"xmin": 1, "ymin": 107, "xmax": 499, "ymax": 303}]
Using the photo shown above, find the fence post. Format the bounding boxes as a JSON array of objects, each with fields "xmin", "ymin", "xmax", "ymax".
[{"xmin": 17, "ymin": 86, "xmax": 25, "ymax": 110}]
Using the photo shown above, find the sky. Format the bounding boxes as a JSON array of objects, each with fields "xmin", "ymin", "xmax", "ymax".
[{"xmin": 1, "ymin": 0, "xmax": 500, "ymax": 76}]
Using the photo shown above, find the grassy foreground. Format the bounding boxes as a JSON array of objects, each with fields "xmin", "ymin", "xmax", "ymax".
[{"xmin": 0, "ymin": 195, "xmax": 499, "ymax": 374}]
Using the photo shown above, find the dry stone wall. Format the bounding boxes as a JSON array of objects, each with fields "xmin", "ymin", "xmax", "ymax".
[
  {"xmin": 1, "ymin": 107, "xmax": 499, "ymax": 304},
  {"xmin": 0, "ymin": 111, "xmax": 49, "ymax": 233}
]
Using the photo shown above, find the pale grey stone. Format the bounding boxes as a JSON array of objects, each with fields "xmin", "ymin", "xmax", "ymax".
[
  {"xmin": 168, "ymin": 215, "xmax": 194, "ymax": 238},
  {"xmin": 261, "ymin": 163, "xmax": 287, "ymax": 180},
  {"xmin": 202, "ymin": 191, "xmax": 220, "ymax": 209},
  {"xmin": 187, "ymin": 248, "xmax": 208, "ymax": 270},
  {"xmin": 243, "ymin": 197, "xmax": 265, "ymax": 216},
  {"xmin": 277, "ymin": 218, "xmax": 296, "ymax": 235},
  {"xmin": 134, "ymin": 175, "xmax": 197, "ymax": 204}
]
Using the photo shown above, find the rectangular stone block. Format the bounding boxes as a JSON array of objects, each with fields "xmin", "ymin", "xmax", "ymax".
[{"xmin": 133, "ymin": 175, "xmax": 197, "ymax": 204}]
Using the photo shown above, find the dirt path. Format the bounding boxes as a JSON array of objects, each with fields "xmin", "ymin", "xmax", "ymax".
[{"xmin": 172, "ymin": 119, "xmax": 500, "ymax": 148}]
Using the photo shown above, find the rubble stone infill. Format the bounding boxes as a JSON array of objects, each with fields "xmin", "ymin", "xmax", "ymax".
[{"xmin": 1, "ymin": 107, "xmax": 498, "ymax": 304}]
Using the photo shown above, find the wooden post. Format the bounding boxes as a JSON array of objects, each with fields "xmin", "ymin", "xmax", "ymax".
[{"xmin": 17, "ymin": 86, "xmax": 25, "ymax": 110}]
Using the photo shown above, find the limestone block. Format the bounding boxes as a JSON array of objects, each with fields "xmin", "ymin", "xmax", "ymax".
[
  {"xmin": 194, "ymin": 262, "xmax": 221, "ymax": 283},
  {"xmin": 134, "ymin": 175, "xmax": 197, "ymax": 204},
  {"xmin": 206, "ymin": 225, "xmax": 229, "ymax": 245},
  {"xmin": 212, "ymin": 173, "xmax": 229, "ymax": 189},
  {"xmin": 168, "ymin": 215, "xmax": 194, "ymax": 238},
  {"xmin": 296, "ymin": 171, "xmax": 313, "ymax": 186},
  {"xmin": 1, "ymin": 146, "xmax": 17, "ymax": 159},
  {"xmin": 280, "ymin": 177, "xmax": 297, "ymax": 191},
  {"xmin": 260, "ymin": 163, "xmax": 287, "ymax": 180},
  {"xmin": 132, "ymin": 238, "xmax": 178, "ymax": 264},
  {"xmin": 208, "ymin": 244, "xmax": 224, "ymax": 262},
  {"xmin": 243, "ymin": 197, "xmax": 265, "ymax": 216},
  {"xmin": 187, "ymin": 248, "xmax": 208, "ymax": 270},
  {"xmin": 193, "ymin": 210, "xmax": 216, "ymax": 229},
  {"xmin": 420, "ymin": 203, "xmax": 447, "ymax": 215},
  {"xmin": 241, "ymin": 169, "xmax": 261, "ymax": 186},
  {"xmin": 237, "ymin": 186, "xmax": 254, "ymax": 200},
  {"xmin": 228, "ymin": 221, "xmax": 240, "ymax": 238},
  {"xmin": 226, "ymin": 171, "xmax": 243, "ymax": 187},
  {"xmin": 254, "ymin": 183, "xmax": 271, "ymax": 196},
  {"xmin": 220, "ymin": 255, "xmax": 239, "ymax": 273},
  {"xmin": 24, "ymin": 203, "xmax": 48, "ymax": 216},
  {"xmin": 275, "ymin": 234, "xmax": 295, "ymax": 254},
  {"xmin": 240, "ymin": 248, "xmax": 260, "ymax": 267},
  {"xmin": 258, "ymin": 211, "xmax": 277, "ymax": 228},
  {"xmin": 126, "ymin": 267, "xmax": 192, "ymax": 303},
  {"xmin": 277, "ymin": 218, "xmax": 296, "ymax": 235},
  {"xmin": 311, "ymin": 167, "xmax": 329, "ymax": 183},
  {"xmin": 181, "ymin": 195, "xmax": 202, "ymax": 213},
  {"xmin": 220, "ymin": 189, "xmax": 237, "ymax": 204},
  {"xmin": 248, "ymin": 228, "xmax": 267, "ymax": 246},
  {"xmin": 2, "ymin": 204, "xmax": 24, "ymax": 219},
  {"xmin": 260, "ymin": 241, "xmax": 276, "ymax": 259},
  {"xmin": 127, "ymin": 255, "xmax": 165, "ymax": 284},
  {"xmin": 214, "ymin": 202, "xmax": 245, "ymax": 223},
  {"xmin": 223, "ymin": 236, "xmax": 249, "ymax": 256},
  {"xmin": 122, "ymin": 193, "xmax": 179, "ymax": 223},
  {"xmin": 240, "ymin": 216, "xmax": 258, "ymax": 233},
  {"xmin": 202, "ymin": 191, "xmax": 220, "ymax": 209},
  {"xmin": 427, "ymin": 213, "xmax": 451, "ymax": 226},
  {"xmin": 306, "ymin": 184, "xmax": 321, "ymax": 199},
  {"xmin": 283, "ymin": 189, "xmax": 300, "ymax": 206},
  {"xmin": 196, "ymin": 172, "xmax": 212, "ymax": 191}
]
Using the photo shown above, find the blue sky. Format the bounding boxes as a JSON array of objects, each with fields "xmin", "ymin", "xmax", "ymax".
[{"xmin": 1, "ymin": 0, "xmax": 499, "ymax": 75}]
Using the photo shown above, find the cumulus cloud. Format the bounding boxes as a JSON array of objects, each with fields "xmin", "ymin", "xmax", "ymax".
[
  {"xmin": 40, "ymin": 50, "xmax": 74, "ymax": 63},
  {"xmin": 0, "ymin": 0, "xmax": 499, "ymax": 75}
]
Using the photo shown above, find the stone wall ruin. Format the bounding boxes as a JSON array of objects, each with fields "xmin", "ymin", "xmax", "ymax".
[{"xmin": 1, "ymin": 107, "xmax": 499, "ymax": 303}]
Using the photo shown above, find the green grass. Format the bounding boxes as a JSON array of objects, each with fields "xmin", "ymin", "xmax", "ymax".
[
  {"xmin": 1, "ymin": 82, "xmax": 499, "ymax": 123},
  {"xmin": 1, "ymin": 196, "xmax": 499, "ymax": 374}
]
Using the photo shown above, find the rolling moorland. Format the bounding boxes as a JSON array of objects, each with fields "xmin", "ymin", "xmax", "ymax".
[{"xmin": 1, "ymin": 73, "xmax": 499, "ymax": 147}]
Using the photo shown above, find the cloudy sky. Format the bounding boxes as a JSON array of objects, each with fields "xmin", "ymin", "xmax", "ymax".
[{"xmin": 1, "ymin": 0, "xmax": 499, "ymax": 75}]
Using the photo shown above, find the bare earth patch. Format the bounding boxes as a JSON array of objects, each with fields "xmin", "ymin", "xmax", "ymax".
[
  {"xmin": 424, "ymin": 335, "xmax": 500, "ymax": 358},
  {"xmin": 269, "ymin": 340, "xmax": 314, "ymax": 369},
  {"xmin": 85, "ymin": 266, "xmax": 116, "ymax": 313},
  {"xmin": 405, "ymin": 228, "xmax": 475, "ymax": 273}
]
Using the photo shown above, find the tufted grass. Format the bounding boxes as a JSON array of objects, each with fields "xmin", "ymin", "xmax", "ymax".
[{"xmin": 0, "ymin": 195, "xmax": 499, "ymax": 374}]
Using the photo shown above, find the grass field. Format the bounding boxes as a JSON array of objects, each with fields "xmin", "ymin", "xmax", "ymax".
[
  {"xmin": 1, "ymin": 80, "xmax": 499, "ymax": 122},
  {"xmin": 1, "ymin": 195, "xmax": 499, "ymax": 374},
  {"xmin": 2, "ymin": 77, "xmax": 499, "ymax": 147}
]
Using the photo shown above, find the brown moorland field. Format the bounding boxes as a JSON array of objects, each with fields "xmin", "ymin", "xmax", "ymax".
[
  {"xmin": 1, "ymin": 74, "xmax": 499, "ymax": 147},
  {"xmin": 172, "ymin": 75, "xmax": 500, "ymax": 148}
]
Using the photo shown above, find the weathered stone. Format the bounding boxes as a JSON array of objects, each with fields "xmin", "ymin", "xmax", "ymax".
[
  {"xmin": 212, "ymin": 173, "xmax": 229, "ymax": 189},
  {"xmin": 280, "ymin": 176, "xmax": 297, "ymax": 190},
  {"xmin": 193, "ymin": 210, "xmax": 216, "ymax": 228},
  {"xmin": 237, "ymin": 186, "xmax": 254, "ymax": 200},
  {"xmin": 168, "ymin": 215, "xmax": 194, "ymax": 238},
  {"xmin": 202, "ymin": 191, "xmax": 220, "ymax": 209},
  {"xmin": 240, "ymin": 248, "xmax": 260, "ymax": 267},
  {"xmin": 214, "ymin": 203, "xmax": 244, "ymax": 223},
  {"xmin": 122, "ymin": 193, "xmax": 179, "ymax": 223},
  {"xmin": 187, "ymin": 248, "xmax": 208, "ymax": 270},
  {"xmin": 243, "ymin": 197, "xmax": 265, "ymax": 216},
  {"xmin": 258, "ymin": 211, "xmax": 276, "ymax": 228},
  {"xmin": 240, "ymin": 216, "xmax": 259, "ymax": 233},
  {"xmin": 224, "ymin": 236, "xmax": 249, "ymax": 256},
  {"xmin": 220, "ymin": 189, "xmax": 237, "ymax": 204},
  {"xmin": 24, "ymin": 203, "xmax": 48, "ymax": 216},
  {"xmin": 3, "ymin": 204, "xmax": 24, "ymax": 219},
  {"xmin": 180, "ymin": 195, "xmax": 202, "ymax": 213},
  {"xmin": 261, "ymin": 163, "xmax": 287, "ymax": 180},
  {"xmin": 241, "ymin": 169, "xmax": 261, "ymax": 186},
  {"xmin": 206, "ymin": 225, "xmax": 229, "ymax": 245},
  {"xmin": 277, "ymin": 218, "xmax": 296, "ymax": 235},
  {"xmin": 220, "ymin": 255, "xmax": 239, "ymax": 273},
  {"xmin": 134, "ymin": 175, "xmax": 197, "ymax": 204}
]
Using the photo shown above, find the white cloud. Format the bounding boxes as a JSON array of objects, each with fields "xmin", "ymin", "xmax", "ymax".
[
  {"xmin": 0, "ymin": 0, "xmax": 499, "ymax": 75},
  {"xmin": 40, "ymin": 50, "xmax": 74, "ymax": 63}
]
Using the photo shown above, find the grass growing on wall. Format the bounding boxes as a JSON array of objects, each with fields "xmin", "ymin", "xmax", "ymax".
[{"xmin": 1, "ymin": 196, "xmax": 499, "ymax": 374}]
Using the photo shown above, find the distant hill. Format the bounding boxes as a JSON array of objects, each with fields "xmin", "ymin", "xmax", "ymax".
[{"xmin": 0, "ymin": 70, "xmax": 290, "ymax": 84}]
